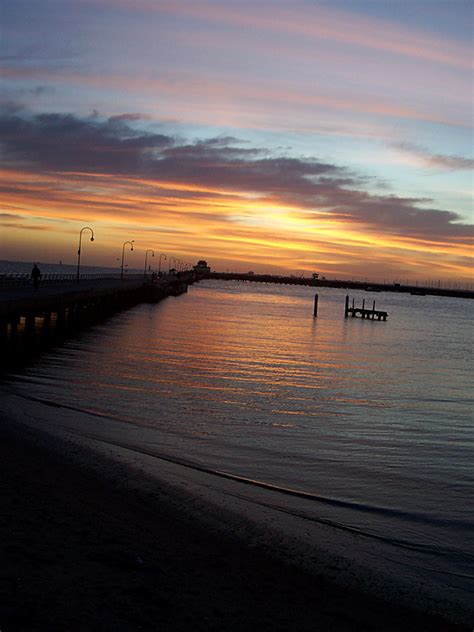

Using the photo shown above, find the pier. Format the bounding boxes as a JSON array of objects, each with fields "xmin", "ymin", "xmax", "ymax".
[
  {"xmin": 0, "ymin": 274, "xmax": 192, "ymax": 370},
  {"xmin": 344, "ymin": 296, "xmax": 387, "ymax": 321}
]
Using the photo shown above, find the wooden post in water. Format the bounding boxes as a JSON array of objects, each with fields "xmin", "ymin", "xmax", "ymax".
[
  {"xmin": 313, "ymin": 294, "xmax": 319, "ymax": 317},
  {"xmin": 344, "ymin": 295, "xmax": 349, "ymax": 318}
]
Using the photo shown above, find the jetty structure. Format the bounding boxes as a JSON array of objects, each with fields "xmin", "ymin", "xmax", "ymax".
[
  {"xmin": 0, "ymin": 272, "xmax": 194, "ymax": 370},
  {"xmin": 344, "ymin": 296, "xmax": 387, "ymax": 321}
]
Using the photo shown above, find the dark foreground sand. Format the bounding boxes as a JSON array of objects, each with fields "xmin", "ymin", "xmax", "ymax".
[{"xmin": 0, "ymin": 415, "xmax": 469, "ymax": 631}]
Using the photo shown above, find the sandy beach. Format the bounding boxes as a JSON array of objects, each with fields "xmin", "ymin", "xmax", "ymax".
[{"xmin": 1, "ymin": 390, "xmax": 470, "ymax": 632}]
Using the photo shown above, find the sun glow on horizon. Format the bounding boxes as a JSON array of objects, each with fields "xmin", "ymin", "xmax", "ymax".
[{"xmin": 1, "ymin": 162, "xmax": 472, "ymax": 283}]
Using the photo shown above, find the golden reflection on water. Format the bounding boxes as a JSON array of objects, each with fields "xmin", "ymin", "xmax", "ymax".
[{"xmin": 11, "ymin": 281, "xmax": 474, "ymax": 592}]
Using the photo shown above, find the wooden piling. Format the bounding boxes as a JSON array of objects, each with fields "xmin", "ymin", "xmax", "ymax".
[
  {"xmin": 313, "ymin": 294, "xmax": 319, "ymax": 317},
  {"xmin": 344, "ymin": 295, "xmax": 349, "ymax": 318}
]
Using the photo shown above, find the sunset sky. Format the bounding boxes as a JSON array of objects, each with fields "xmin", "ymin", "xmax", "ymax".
[{"xmin": 1, "ymin": 0, "xmax": 472, "ymax": 282}]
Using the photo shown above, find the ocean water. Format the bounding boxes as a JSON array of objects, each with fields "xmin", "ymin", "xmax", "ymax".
[{"xmin": 6, "ymin": 280, "xmax": 474, "ymax": 606}]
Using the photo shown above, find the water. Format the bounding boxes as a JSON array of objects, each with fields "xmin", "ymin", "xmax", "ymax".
[{"xmin": 6, "ymin": 280, "xmax": 474, "ymax": 604}]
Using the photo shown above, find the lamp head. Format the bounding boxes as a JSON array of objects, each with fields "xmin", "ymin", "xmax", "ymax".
[{"xmin": 90, "ymin": 236, "xmax": 94, "ymax": 242}]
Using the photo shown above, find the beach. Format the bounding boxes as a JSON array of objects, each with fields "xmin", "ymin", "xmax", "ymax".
[{"xmin": 1, "ymin": 391, "xmax": 470, "ymax": 631}]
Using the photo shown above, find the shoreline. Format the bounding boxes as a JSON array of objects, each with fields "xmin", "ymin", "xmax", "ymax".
[{"xmin": 1, "ymin": 392, "xmax": 471, "ymax": 630}]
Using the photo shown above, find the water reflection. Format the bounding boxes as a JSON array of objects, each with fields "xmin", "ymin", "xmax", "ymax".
[{"xmin": 7, "ymin": 281, "xmax": 474, "ymax": 583}]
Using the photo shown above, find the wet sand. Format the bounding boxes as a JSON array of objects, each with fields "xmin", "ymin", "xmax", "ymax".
[{"xmin": 1, "ymin": 404, "xmax": 470, "ymax": 632}]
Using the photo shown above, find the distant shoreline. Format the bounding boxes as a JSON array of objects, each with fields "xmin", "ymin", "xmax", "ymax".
[{"xmin": 2, "ymin": 260, "xmax": 472, "ymax": 298}]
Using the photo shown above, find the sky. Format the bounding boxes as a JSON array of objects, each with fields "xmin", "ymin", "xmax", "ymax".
[{"xmin": 1, "ymin": 0, "xmax": 472, "ymax": 283}]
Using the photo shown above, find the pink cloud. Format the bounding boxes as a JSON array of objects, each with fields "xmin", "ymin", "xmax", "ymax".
[
  {"xmin": 102, "ymin": 0, "xmax": 471, "ymax": 69},
  {"xmin": 2, "ymin": 65, "xmax": 468, "ymax": 129}
]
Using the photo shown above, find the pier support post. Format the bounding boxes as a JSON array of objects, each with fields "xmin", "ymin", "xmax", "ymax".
[
  {"xmin": 24, "ymin": 313, "xmax": 36, "ymax": 339},
  {"xmin": 0, "ymin": 317, "xmax": 7, "ymax": 349},
  {"xmin": 9, "ymin": 316, "xmax": 19, "ymax": 342},
  {"xmin": 42, "ymin": 310, "xmax": 52, "ymax": 341},
  {"xmin": 56, "ymin": 307, "xmax": 65, "ymax": 332},
  {"xmin": 344, "ymin": 295, "xmax": 349, "ymax": 318},
  {"xmin": 313, "ymin": 293, "xmax": 319, "ymax": 317}
]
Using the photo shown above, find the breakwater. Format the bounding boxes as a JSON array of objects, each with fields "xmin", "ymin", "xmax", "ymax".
[
  {"xmin": 0, "ymin": 274, "xmax": 192, "ymax": 370},
  {"xmin": 209, "ymin": 272, "xmax": 474, "ymax": 299}
]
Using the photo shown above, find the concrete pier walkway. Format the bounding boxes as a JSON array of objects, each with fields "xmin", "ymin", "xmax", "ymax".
[{"xmin": 0, "ymin": 276, "xmax": 144, "ymax": 305}]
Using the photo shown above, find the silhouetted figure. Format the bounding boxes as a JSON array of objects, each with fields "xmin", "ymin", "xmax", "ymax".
[{"xmin": 31, "ymin": 264, "xmax": 41, "ymax": 290}]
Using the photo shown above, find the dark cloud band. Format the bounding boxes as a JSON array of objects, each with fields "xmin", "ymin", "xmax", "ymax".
[{"xmin": 1, "ymin": 106, "xmax": 472, "ymax": 241}]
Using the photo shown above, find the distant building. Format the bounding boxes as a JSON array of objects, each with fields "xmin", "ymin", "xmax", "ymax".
[
  {"xmin": 247, "ymin": 271, "xmax": 255, "ymax": 275},
  {"xmin": 193, "ymin": 260, "xmax": 211, "ymax": 274}
]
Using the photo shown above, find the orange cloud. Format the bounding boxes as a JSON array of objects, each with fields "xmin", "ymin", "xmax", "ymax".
[
  {"xmin": 0, "ymin": 109, "xmax": 471, "ymax": 282},
  {"xmin": 1, "ymin": 165, "xmax": 472, "ymax": 282}
]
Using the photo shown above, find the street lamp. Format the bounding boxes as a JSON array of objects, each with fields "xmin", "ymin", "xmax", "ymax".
[
  {"xmin": 121, "ymin": 240, "xmax": 134, "ymax": 280},
  {"xmin": 144, "ymin": 249, "xmax": 154, "ymax": 277},
  {"xmin": 76, "ymin": 226, "xmax": 95, "ymax": 282},
  {"xmin": 158, "ymin": 253, "xmax": 167, "ymax": 275}
]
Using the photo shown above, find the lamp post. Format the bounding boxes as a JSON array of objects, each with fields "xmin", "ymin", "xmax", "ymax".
[
  {"xmin": 121, "ymin": 240, "xmax": 134, "ymax": 280},
  {"xmin": 158, "ymin": 253, "xmax": 167, "ymax": 275},
  {"xmin": 144, "ymin": 249, "xmax": 154, "ymax": 277},
  {"xmin": 76, "ymin": 226, "xmax": 95, "ymax": 282}
]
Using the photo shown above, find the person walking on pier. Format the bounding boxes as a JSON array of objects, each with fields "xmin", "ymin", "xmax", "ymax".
[{"xmin": 31, "ymin": 263, "xmax": 41, "ymax": 290}]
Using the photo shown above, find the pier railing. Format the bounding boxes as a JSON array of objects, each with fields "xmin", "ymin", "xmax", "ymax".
[{"xmin": 0, "ymin": 272, "xmax": 144, "ymax": 289}]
